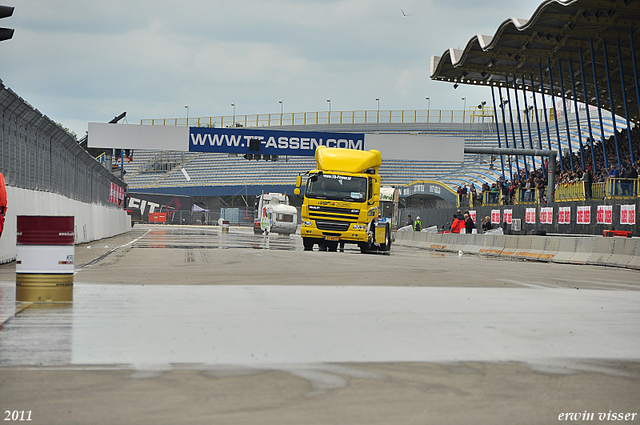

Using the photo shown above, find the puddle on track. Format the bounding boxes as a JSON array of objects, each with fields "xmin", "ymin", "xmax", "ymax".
[{"xmin": 1, "ymin": 283, "xmax": 639, "ymax": 369}]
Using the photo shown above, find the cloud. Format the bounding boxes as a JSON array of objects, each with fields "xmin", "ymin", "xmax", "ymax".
[{"xmin": 1, "ymin": 0, "xmax": 544, "ymax": 136}]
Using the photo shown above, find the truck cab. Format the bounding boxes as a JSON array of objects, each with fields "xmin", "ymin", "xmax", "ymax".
[{"xmin": 295, "ymin": 146, "xmax": 391, "ymax": 253}]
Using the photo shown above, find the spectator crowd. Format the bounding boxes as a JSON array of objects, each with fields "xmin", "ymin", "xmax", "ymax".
[{"xmin": 469, "ymin": 126, "xmax": 640, "ymax": 205}]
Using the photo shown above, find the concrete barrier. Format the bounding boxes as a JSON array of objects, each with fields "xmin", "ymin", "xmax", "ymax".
[
  {"xmin": 608, "ymin": 237, "xmax": 638, "ymax": 269},
  {"xmin": 542, "ymin": 237, "xmax": 561, "ymax": 262},
  {"xmin": 513, "ymin": 236, "xmax": 535, "ymax": 261},
  {"xmin": 448, "ymin": 233, "xmax": 465, "ymax": 253},
  {"xmin": 527, "ymin": 236, "xmax": 552, "ymax": 261},
  {"xmin": 586, "ymin": 237, "xmax": 614, "ymax": 267},
  {"xmin": 0, "ymin": 186, "xmax": 130, "ymax": 264},
  {"xmin": 627, "ymin": 239, "xmax": 640, "ymax": 270},
  {"xmin": 570, "ymin": 238, "xmax": 597, "ymax": 265},
  {"xmin": 501, "ymin": 234, "xmax": 520, "ymax": 259},
  {"xmin": 394, "ymin": 231, "xmax": 638, "ymax": 270},
  {"xmin": 429, "ymin": 232, "xmax": 451, "ymax": 252},
  {"xmin": 478, "ymin": 234, "xmax": 502, "ymax": 257},
  {"xmin": 462, "ymin": 234, "xmax": 482, "ymax": 255},
  {"xmin": 555, "ymin": 237, "xmax": 578, "ymax": 264}
]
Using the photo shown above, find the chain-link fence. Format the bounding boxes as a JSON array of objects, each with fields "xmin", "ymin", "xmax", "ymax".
[{"xmin": 0, "ymin": 80, "xmax": 125, "ymax": 205}]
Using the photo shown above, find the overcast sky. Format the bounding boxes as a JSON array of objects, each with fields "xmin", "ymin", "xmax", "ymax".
[{"xmin": 1, "ymin": 0, "xmax": 543, "ymax": 138}]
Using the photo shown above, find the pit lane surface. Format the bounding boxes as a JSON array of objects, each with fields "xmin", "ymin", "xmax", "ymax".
[{"xmin": 1, "ymin": 225, "xmax": 638, "ymax": 425}]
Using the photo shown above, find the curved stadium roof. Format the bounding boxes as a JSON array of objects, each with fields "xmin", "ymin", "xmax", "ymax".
[{"xmin": 430, "ymin": 0, "xmax": 640, "ymax": 124}]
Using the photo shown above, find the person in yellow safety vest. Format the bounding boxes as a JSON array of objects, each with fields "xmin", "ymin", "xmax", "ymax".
[
  {"xmin": 413, "ymin": 216, "xmax": 422, "ymax": 232},
  {"xmin": 0, "ymin": 172, "xmax": 6, "ymax": 238}
]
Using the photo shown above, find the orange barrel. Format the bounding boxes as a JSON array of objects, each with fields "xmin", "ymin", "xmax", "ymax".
[{"xmin": 16, "ymin": 216, "xmax": 74, "ymax": 302}]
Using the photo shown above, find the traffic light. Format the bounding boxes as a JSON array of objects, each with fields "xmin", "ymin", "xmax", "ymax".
[
  {"xmin": 0, "ymin": 5, "xmax": 14, "ymax": 42},
  {"xmin": 249, "ymin": 138, "xmax": 261, "ymax": 152}
]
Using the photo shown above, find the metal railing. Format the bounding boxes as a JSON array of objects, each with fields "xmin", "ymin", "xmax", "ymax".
[
  {"xmin": 605, "ymin": 178, "xmax": 639, "ymax": 199},
  {"xmin": 0, "ymin": 80, "xmax": 125, "ymax": 206},
  {"xmin": 554, "ymin": 180, "xmax": 638, "ymax": 202},
  {"xmin": 512, "ymin": 188, "xmax": 541, "ymax": 204},
  {"xmin": 141, "ymin": 107, "xmax": 555, "ymax": 128}
]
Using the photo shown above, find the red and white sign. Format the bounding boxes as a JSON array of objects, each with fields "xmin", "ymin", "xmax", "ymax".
[
  {"xmin": 577, "ymin": 206, "xmax": 591, "ymax": 224},
  {"xmin": 110, "ymin": 183, "xmax": 125, "ymax": 205},
  {"xmin": 540, "ymin": 207, "xmax": 554, "ymax": 224},
  {"xmin": 597, "ymin": 205, "xmax": 613, "ymax": 225},
  {"xmin": 469, "ymin": 210, "xmax": 477, "ymax": 223},
  {"xmin": 503, "ymin": 209, "xmax": 512, "ymax": 224},
  {"xmin": 558, "ymin": 207, "xmax": 571, "ymax": 224},
  {"xmin": 491, "ymin": 209, "xmax": 501, "ymax": 224},
  {"xmin": 620, "ymin": 204, "xmax": 636, "ymax": 225},
  {"xmin": 525, "ymin": 208, "xmax": 536, "ymax": 224}
]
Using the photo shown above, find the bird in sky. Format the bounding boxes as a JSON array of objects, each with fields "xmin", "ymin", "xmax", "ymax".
[{"xmin": 401, "ymin": 9, "xmax": 412, "ymax": 17}]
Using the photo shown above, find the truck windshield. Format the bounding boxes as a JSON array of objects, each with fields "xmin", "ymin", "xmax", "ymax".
[{"xmin": 305, "ymin": 173, "xmax": 367, "ymax": 202}]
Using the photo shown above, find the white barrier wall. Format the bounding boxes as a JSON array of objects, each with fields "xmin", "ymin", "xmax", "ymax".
[
  {"xmin": 0, "ymin": 186, "xmax": 131, "ymax": 264},
  {"xmin": 395, "ymin": 230, "xmax": 640, "ymax": 270}
]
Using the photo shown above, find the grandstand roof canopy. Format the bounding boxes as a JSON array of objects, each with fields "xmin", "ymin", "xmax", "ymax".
[{"xmin": 430, "ymin": 0, "xmax": 640, "ymax": 123}]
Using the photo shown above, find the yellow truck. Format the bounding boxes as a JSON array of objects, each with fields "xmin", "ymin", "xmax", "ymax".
[{"xmin": 294, "ymin": 146, "xmax": 391, "ymax": 253}]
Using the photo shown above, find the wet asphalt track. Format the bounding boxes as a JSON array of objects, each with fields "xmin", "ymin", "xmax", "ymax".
[{"xmin": 1, "ymin": 225, "xmax": 639, "ymax": 424}]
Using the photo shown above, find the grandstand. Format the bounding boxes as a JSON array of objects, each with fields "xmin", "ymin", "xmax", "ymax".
[
  {"xmin": 122, "ymin": 107, "xmax": 627, "ymax": 202},
  {"xmin": 123, "ymin": 114, "xmax": 497, "ymax": 198}
]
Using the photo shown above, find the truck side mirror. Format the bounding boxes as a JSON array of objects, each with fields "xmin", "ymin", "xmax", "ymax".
[
  {"xmin": 295, "ymin": 175, "xmax": 302, "ymax": 187},
  {"xmin": 294, "ymin": 188, "xmax": 301, "ymax": 195}
]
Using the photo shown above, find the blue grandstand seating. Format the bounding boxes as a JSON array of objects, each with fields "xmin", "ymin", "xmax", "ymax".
[{"xmin": 124, "ymin": 113, "xmax": 627, "ymax": 194}]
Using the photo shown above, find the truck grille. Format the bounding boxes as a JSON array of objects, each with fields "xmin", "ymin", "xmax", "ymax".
[
  {"xmin": 308, "ymin": 205, "xmax": 360, "ymax": 222},
  {"xmin": 308, "ymin": 205, "xmax": 360, "ymax": 216},
  {"xmin": 315, "ymin": 220, "xmax": 351, "ymax": 232}
]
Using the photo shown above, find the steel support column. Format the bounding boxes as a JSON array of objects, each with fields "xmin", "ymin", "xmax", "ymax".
[
  {"xmin": 616, "ymin": 39, "xmax": 635, "ymax": 165},
  {"xmin": 490, "ymin": 86, "xmax": 506, "ymax": 179},
  {"xmin": 547, "ymin": 58, "xmax": 564, "ymax": 171},
  {"xmin": 579, "ymin": 47, "xmax": 597, "ymax": 172},
  {"xmin": 513, "ymin": 74, "xmax": 529, "ymax": 177},
  {"xmin": 530, "ymin": 74, "xmax": 544, "ymax": 152},
  {"xmin": 497, "ymin": 86, "xmax": 514, "ymax": 181},
  {"xmin": 590, "ymin": 38, "xmax": 609, "ymax": 170},
  {"xmin": 505, "ymin": 76, "xmax": 521, "ymax": 177},
  {"xmin": 538, "ymin": 64, "xmax": 553, "ymax": 154},
  {"xmin": 521, "ymin": 74, "xmax": 536, "ymax": 172},
  {"xmin": 602, "ymin": 38, "xmax": 622, "ymax": 169},
  {"xmin": 568, "ymin": 59, "xmax": 585, "ymax": 170},
  {"xmin": 558, "ymin": 59, "xmax": 575, "ymax": 171},
  {"xmin": 631, "ymin": 28, "xmax": 640, "ymax": 127}
]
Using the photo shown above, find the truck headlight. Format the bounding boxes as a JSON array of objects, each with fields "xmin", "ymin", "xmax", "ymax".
[
  {"xmin": 352, "ymin": 224, "xmax": 365, "ymax": 230},
  {"xmin": 302, "ymin": 221, "xmax": 312, "ymax": 227}
]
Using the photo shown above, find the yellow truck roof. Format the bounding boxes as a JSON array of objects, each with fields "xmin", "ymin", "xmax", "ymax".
[{"xmin": 315, "ymin": 146, "xmax": 382, "ymax": 174}]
